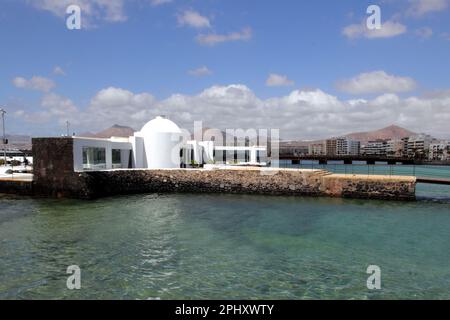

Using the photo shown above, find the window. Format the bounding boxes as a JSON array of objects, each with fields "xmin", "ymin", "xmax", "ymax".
[
  {"xmin": 112, "ymin": 149, "xmax": 121, "ymax": 168},
  {"xmin": 82, "ymin": 147, "xmax": 106, "ymax": 170}
]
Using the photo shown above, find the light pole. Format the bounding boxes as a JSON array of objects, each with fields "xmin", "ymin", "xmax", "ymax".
[
  {"xmin": 66, "ymin": 120, "xmax": 70, "ymax": 137},
  {"xmin": 0, "ymin": 108, "xmax": 6, "ymax": 166}
]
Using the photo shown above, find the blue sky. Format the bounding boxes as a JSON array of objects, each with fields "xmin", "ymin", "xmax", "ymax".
[{"xmin": 1, "ymin": 0, "xmax": 450, "ymax": 139}]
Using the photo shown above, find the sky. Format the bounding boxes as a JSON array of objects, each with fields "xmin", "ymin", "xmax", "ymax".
[{"xmin": 0, "ymin": 0, "xmax": 450, "ymax": 140}]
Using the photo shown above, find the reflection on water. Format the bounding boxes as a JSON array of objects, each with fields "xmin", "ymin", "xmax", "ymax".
[{"xmin": 1, "ymin": 186, "xmax": 450, "ymax": 299}]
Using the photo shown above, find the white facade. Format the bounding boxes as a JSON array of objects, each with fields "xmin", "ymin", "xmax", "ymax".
[
  {"xmin": 73, "ymin": 116, "xmax": 268, "ymax": 171},
  {"xmin": 335, "ymin": 138, "xmax": 360, "ymax": 156},
  {"xmin": 407, "ymin": 134, "xmax": 434, "ymax": 158},
  {"xmin": 73, "ymin": 136, "xmax": 132, "ymax": 171},
  {"xmin": 134, "ymin": 116, "xmax": 182, "ymax": 169},
  {"xmin": 362, "ymin": 140, "xmax": 388, "ymax": 156},
  {"xmin": 386, "ymin": 139, "xmax": 404, "ymax": 157},
  {"xmin": 309, "ymin": 143, "xmax": 326, "ymax": 155},
  {"xmin": 429, "ymin": 141, "xmax": 449, "ymax": 161}
]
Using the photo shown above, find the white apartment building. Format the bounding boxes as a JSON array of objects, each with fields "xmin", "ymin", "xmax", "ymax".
[
  {"xmin": 308, "ymin": 142, "xmax": 326, "ymax": 155},
  {"xmin": 406, "ymin": 134, "xmax": 434, "ymax": 158},
  {"xmin": 331, "ymin": 138, "xmax": 360, "ymax": 156},
  {"xmin": 362, "ymin": 140, "xmax": 388, "ymax": 156},
  {"xmin": 386, "ymin": 139, "xmax": 404, "ymax": 157},
  {"xmin": 429, "ymin": 141, "xmax": 450, "ymax": 161}
]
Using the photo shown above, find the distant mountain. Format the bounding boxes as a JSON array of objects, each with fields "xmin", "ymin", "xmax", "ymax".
[
  {"xmin": 344, "ymin": 125, "xmax": 416, "ymax": 144},
  {"xmin": 79, "ymin": 124, "xmax": 135, "ymax": 139},
  {"xmin": 280, "ymin": 125, "xmax": 418, "ymax": 147}
]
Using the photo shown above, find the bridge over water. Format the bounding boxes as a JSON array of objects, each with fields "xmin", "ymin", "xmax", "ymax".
[
  {"xmin": 276, "ymin": 156, "xmax": 450, "ymax": 185},
  {"xmin": 279, "ymin": 155, "xmax": 417, "ymax": 165}
]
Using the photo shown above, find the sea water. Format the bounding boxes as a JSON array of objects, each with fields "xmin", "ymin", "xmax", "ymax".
[{"xmin": 1, "ymin": 182, "xmax": 450, "ymax": 299}]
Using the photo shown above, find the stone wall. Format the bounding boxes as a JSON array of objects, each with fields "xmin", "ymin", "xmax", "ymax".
[
  {"xmin": 78, "ymin": 168, "xmax": 416, "ymax": 201},
  {"xmin": 78, "ymin": 168, "xmax": 326, "ymax": 199},
  {"xmin": 321, "ymin": 174, "xmax": 416, "ymax": 201},
  {"xmin": 32, "ymin": 137, "xmax": 90, "ymax": 198}
]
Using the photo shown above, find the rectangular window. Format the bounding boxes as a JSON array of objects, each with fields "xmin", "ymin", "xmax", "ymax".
[
  {"xmin": 82, "ymin": 147, "xmax": 106, "ymax": 170},
  {"xmin": 112, "ymin": 149, "xmax": 122, "ymax": 168}
]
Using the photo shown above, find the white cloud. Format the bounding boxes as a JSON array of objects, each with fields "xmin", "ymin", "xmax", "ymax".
[
  {"xmin": 177, "ymin": 10, "xmax": 210, "ymax": 29},
  {"xmin": 41, "ymin": 93, "xmax": 78, "ymax": 118},
  {"xmin": 17, "ymin": 84, "xmax": 450, "ymax": 140},
  {"xmin": 12, "ymin": 76, "xmax": 56, "ymax": 92},
  {"xmin": 407, "ymin": 0, "xmax": 448, "ymax": 16},
  {"xmin": 188, "ymin": 66, "xmax": 212, "ymax": 77},
  {"xmin": 26, "ymin": 0, "xmax": 127, "ymax": 25},
  {"xmin": 415, "ymin": 27, "xmax": 433, "ymax": 38},
  {"xmin": 266, "ymin": 74, "xmax": 295, "ymax": 87},
  {"xmin": 336, "ymin": 71, "xmax": 417, "ymax": 95},
  {"xmin": 441, "ymin": 32, "xmax": 450, "ymax": 41},
  {"xmin": 197, "ymin": 27, "xmax": 252, "ymax": 46},
  {"xmin": 150, "ymin": 0, "xmax": 172, "ymax": 6},
  {"xmin": 53, "ymin": 66, "xmax": 66, "ymax": 76},
  {"xmin": 342, "ymin": 20, "xmax": 407, "ymax": 39}
]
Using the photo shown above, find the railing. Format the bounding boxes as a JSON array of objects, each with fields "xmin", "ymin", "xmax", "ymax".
[{"xmin": 274, "ymin": 160, "xmax": 450, "ymax": 181}]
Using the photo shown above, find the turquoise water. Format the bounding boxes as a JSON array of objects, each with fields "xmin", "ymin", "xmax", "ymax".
[
  {"xmin": 1, "ymin": 182, "xmax": 450, "ymax": 299},
  {"xmin": 276, "ymin": 161, "xmax": 450, "ymax": 179}
]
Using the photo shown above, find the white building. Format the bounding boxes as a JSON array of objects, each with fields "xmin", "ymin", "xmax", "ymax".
[
  {"xmin": 386, "ymin": 139, "xmax": 404, "ymax": 157},
  {"xmin": 429, "ymin": 141, "xmax": 449, "ymax": 161},
  {"xmin": 406, "ymin": 134, "xmax": 434, "ymax": 158},
  {"xmin": 362, "ymin": 140, "xmax": 388, "ymax": 156},
  {"xmin": 308, "ymin": 142, "xmax": 326, "ymax": 155},
  {"xmin": 73, "ymin": 116, "xmax": 267, "ymax": 171},
  {"xmin": 335, "ymin": 138, "xmax": 360, "ymax": 156}
]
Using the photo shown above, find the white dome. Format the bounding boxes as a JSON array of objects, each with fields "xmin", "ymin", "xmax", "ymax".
[
  {"xmin": 137, "ymin": 116, "xmax": 182, "ymax": 169},
  {"xmin": 140, "ymin": 116, "xmax": 181, "ymax": 135}
]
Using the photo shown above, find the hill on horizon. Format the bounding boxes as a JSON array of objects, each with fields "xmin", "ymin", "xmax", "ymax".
[
  {"xmin": 344, "ymin": 125, "xmax": 417, "ymax": 144},
  {"xmin": 280, "ymin": 125, "xmax": 418, "ymax": 146},
  {"xmin": 79, "ymin": 124, "xmax": 135, "ymax": 139},
  {"xmin": 6, "ymin": 124, "xmax": 422, "ymax": 150}
]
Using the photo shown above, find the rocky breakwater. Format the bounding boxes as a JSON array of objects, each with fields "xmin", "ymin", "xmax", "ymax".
[
  {"xmin": 79, "ymin": 167, "xmax": 328, "ymax": 199},
  {"xmin": 321, "ymin": 174, "xmax": 416, "ymax": 201},
  {"xmin": 78, "ymin": 168, "xmax": 416, "ymax": 200}
]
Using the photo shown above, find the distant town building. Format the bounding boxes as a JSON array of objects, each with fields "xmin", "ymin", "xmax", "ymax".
[
  {"xmin": 386, "ymin": 139, "xmax": 404, "ymax": 158},
  {"xmin": 362, "ymin": 140, "xmax": 388, "ymax": 156},
  {"xmin": 280, "ymin": 145, "xmax": 309, "ymax": 156},
  {"xmin": 429, "ymin": 141, "xmax": 450, "ymax": 161},
  {"xmin": 406, "ymin": 134, "xmax": 434, "ymax": 159},
  {"xmin": 325, "ymin": 138, "xmax": 360, "ymax": 156},
  {"xmin": 346, "ymin": 139, "xmax": 361, "ymax": 156},
  {"xmin": 308, "ymin": 142, "xmax": 326, "ymax": 155},
  {"xmin": 401, "ymin": 137, "xmax": 410, "ymax": 157},
  {"xmin": 325, "ymin": 139, "xmax": 337, "ymax": 156}
]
